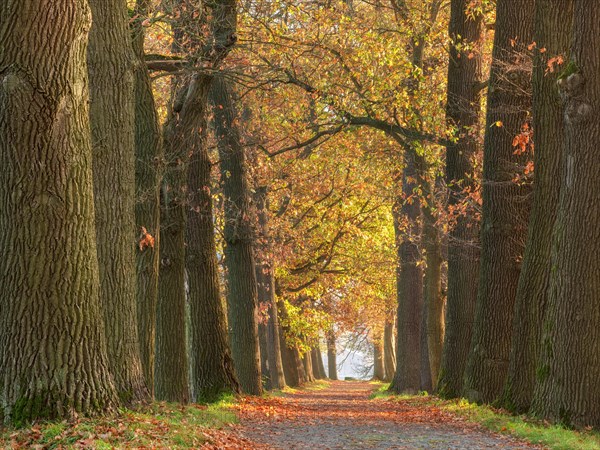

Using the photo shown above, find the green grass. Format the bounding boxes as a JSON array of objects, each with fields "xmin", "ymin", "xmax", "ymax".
[
  {"xmin": 1, "ymin": 397, "xmax": 238, "ymax": 449},
  {"xmin": 373, "ymin": 384, "xmax": 600, "ymax": 450}
]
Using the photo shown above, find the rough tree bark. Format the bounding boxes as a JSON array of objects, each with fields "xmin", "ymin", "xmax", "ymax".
[
  {"xmin": 390, "ymin": 154, "xmax": 423, "ymax": 394},
  {"xmin": 437, "ymin": 0, "xmax": 485, "ymax": 399},
  {"xmin": 132, "ymin": 0, "xmax": 163, "ymax": 398},
  {"xmin": 211, "ymin": 75, "xmax": 262, "ymax": 395},
  {"xmin": 503, "ymin": 0, "xmax": 573, "ymax": 413},
  {"xmin": 254, "ymin": 186, "xmax": 287, "ymax": 390},
  {"xmin": 155, "ymin": 79, "xmax": 192, "ymax": 403},
  {"xmin": 0, "ymin": 0, "xmax": 118, "ymax": 424},
  {"xmin": 186, "ymin": 74, "xmax": 240, "ymax": 401},
  {"xmin": 423, "ymin": 190, "xmax": 444, "ymax": 391},
  {"xmin": 88, "ymin": 0, "xmax": 149, "ymax": 403},
  {"xmin": 464, "ymin": 0, "xmax": 533, "ymax": 404},
  {"xmin": 531, "ymin": 0, "xmax": 600, "ymax": 428}
]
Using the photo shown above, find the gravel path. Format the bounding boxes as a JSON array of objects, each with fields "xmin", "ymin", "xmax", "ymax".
[{"xmin": 234, "ymin": 381, "xmax": 542, "ymax": 449}]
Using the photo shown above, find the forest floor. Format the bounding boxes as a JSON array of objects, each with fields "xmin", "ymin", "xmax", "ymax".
[
  {"xmin": 3, "ymin": 381, "xmax": 600, "ymax": 448},
  {"xmin": 205, "ymin": 380, "xmax": 548, "ymax": 449}
]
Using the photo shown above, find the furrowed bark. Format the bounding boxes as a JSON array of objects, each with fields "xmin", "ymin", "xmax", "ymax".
[
  {"xmin": 132, "ymin": 0, "xmax": 163, "ymax": 398},
  {"xmin": 503, "ymin": 0, "xmax": 572, "ymax": 413},
  {"xmin": 531, "ymin": 0, "xmax": 600, "ymax": 428},
  {"xmin": 464, "ymin": 0, "xmax": 533, "ymax": 404},
  {"xmin": 438, "ymin": 0, "xmax": 484, "ymax": 399},
  {"xmin": 211, "ymin": 75, "xmax": 263, "ymax": 395},
  {"xmin": 0, "ymin": 0, "xmax": 118, "ymax": 424},
  {"xmin": 88, "ymin": 0, "xmax": 149, "ymax": 403}
]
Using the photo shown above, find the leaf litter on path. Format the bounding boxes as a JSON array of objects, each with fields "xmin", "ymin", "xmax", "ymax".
[{"xmin": 202, "ymin": 381, "xmax": 544, "ymax": 449}]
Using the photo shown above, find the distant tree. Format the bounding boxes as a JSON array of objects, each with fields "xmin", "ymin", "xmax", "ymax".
[
  {"xmin": 254, "ymin": 186, "xmax": 287, "ymax": 390},
  {"xmin": 0, "ymin": 0, "xmax": 118, "ymax": 423}
]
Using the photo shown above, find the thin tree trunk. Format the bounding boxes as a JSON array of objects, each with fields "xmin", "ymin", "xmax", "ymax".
[
  {"xmin": 464, "ymin": 0, "xmax": 534, "ymax": 404},
  {"xmin": 132, "ymin": 0, "xmax": 163, "ymax": 399},
  {"xmin": 254, "ymin": 186, "xmax": 286, "ymax": 390},
  {"xmin": 531, "ymin": 0, "xmax": 600, "ymax": 428},
  {"xmin": 258, "ymin": 322, "xmax": 270, "ymax": 388},
  {"xmin": 437, "ymin": 0, "xmax": 484, "ymax": 399},
  {"xmin": 327, "ymin": 331, "xmax": 339, "ymax": 381},
  {"xmin": 423, "ymin": 195, "xmax": 444, "ymax": 390},
  {"xmin": 503, "ymin": 0, "xmax": 572, "ymax": 413},
  {"xmin": 211, "ymin": 76, "xmax": 262, "ymax": 395},
  {"xmin": 0, "ymin": 0, "xmax": 118, "ymax": 423},
  {"xmin": 383, "ymin": 319, "xmax": 396, "ymax": 382},
  {"xmin": 420, "ymin": 301, "xmax": 433, "ymax": 392},
  {"xmin": 88, "ymin": 0, "xmax": 148, "ymax": 403}
]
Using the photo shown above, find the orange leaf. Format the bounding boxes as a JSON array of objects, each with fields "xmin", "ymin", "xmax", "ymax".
[{"xmin": 139, "ymin": 227, "xmax": 155, "ymax": 251}]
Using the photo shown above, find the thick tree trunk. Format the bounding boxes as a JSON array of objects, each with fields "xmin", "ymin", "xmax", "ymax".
[
  {"xmin": 311, "ymin": 347, "xmax": 326, "ymax": 379},
  {"xmin": 0, "ymin": 0, "xmax": 118, "ymax": 424},
  {"xmin": 132, "ymin": 0, "xmax": 163, "ymax": 399},
  {"xmin": 279, "ymin": 329, "xmax": 300, "ymax": 387},
  {"xmin": 254, "ymin": 187, "xmax": 287, "ymax": 390},
  {"xmin": 437, "ymin": 0, "xmax": 484, "ymax": 399},
  {"xmin": 390, "ymin": 152, "xmax": 423, "ymax": 394},
  {"xmin": 211, "ymin": 76, "xmax": 262, "ymax": 396},
  {"xmin": 464, "ymin": 0, "xmax": 533, "ymax": 404},
  {"xmin": 327, "ymin": 331, "xmax": 339, "ymax": 381},
  {"xmin": 155, "ymin": 80, "xmax": 192, "ymax": 403},
  {"xmin": 185, "ymin": 74, "xmax": 240, "ymax": 401},
  {"xmin": 303, "ymin": 351, "xmax": 315, "ymax": 383},
  {"xmin": 88, "ymin": 0, "xmax": 148, "ymax": 403},
  {"xmin": 503, "ymin": 0, "xmax": 572, "ymax": 413},
  {"xmin": 373, "ymin": 341, "xmax": 385, "ymax": 381},
  {"xmin": 294, "ymin": 348, "xmax": 308, "ymax": 384},
  {"xmin": 531, "ymin": 1, "xmax": 600, "ymax": 428},
  {"xmin": 383, "ymin": 319, "xmax": 396, "ymax": 382}
]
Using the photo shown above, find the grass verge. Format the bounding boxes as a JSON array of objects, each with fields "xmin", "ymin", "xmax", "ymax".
[
  {"xmin": 0, "ymin": 396, "xmax": 237, "ymax": 449},
  {"xmin": 371, "ymin": 384, "xmax": 600, "ymax": 450}
]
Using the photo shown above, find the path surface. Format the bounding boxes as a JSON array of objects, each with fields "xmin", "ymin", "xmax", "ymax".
[{"xmin": 211, "ymin": 381, "xmax": 542, "ymax": 449}]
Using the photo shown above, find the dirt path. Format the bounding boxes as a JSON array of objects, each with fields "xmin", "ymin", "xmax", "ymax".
[{"xmin": 218, "ymin": 381, "xmax": 541, "ymax": 449}]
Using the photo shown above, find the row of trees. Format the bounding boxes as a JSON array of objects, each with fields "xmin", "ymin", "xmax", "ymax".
[{"xmin": 0, "ymin": 0, "xmax": 598, "ymax": 431}]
